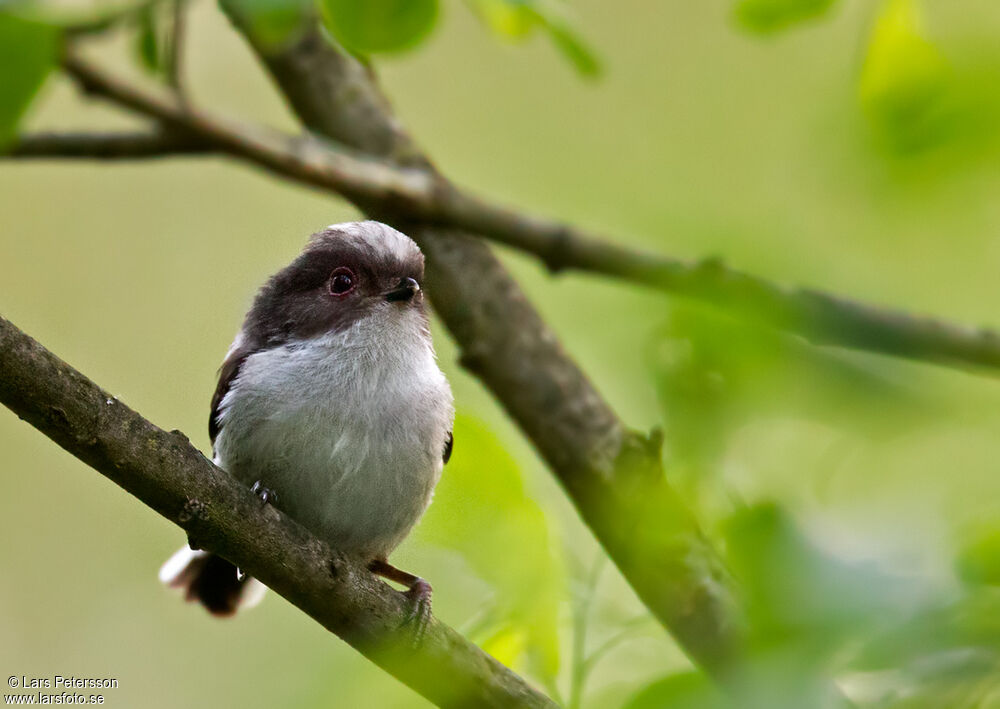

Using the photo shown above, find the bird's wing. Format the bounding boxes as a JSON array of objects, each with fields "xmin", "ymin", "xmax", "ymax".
[
  {"xmin": 443, "ymin": 431, "xmax": 453, "ymax": 465},
  {"xmin": 209, "ymin": 341, "xmax": 257, "ymax": 447}
]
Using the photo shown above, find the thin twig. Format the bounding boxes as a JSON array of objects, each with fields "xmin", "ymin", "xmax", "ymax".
[
  {"xmin": 0, "ymin": 315, "xmax": 555, "ymax": 709},
  {"xmin": 46, "ymin": 53, "xmax": 1000, "ymax": 376},
  {"xmin": 59, "ymin": 53, "xmax": 438, "ymax": 208},
  {"xmin": 166, "ymin": 0, "xmax": 187, "ymax": 100},
  {"xmin": 582, "ymin": 615, "xmax": 657, "ymax": 677},
  {"xmin": 7, "ymin": 130, "xmax": 211, "ymax": 159},
  {"xmin": 567, "ymin": 554, "xmax": 606, "ymax": 709}
]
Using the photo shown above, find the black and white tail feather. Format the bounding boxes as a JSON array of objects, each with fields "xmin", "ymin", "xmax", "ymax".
[{"xmin": 159, "ymin": 546, "xmax": 267, "ymax": 616}]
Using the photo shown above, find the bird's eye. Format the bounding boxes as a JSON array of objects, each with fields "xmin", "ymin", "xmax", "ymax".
[{"xmin": 328, "ymin": 267, "xmax": 355, "ymax": 296}]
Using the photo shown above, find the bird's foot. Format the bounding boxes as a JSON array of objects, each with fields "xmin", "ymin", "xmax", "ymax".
[
  {"xmin": 250, "ymin": 480, "xmax": 277, "ymax": 507},
  {"xmin": 368, "ymin": 559, "xmax": 433, "ymax": 648},
  {"xmin": 401, "ymin": 578, "xmax": 433, "ymax": 647}
]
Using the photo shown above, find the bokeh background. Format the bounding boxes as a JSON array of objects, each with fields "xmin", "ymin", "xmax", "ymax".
[{"xmin": 4, "ymin": 0, "xmax": 1000, "ymax": 706}]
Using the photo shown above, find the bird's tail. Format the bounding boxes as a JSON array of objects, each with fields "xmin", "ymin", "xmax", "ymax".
[{"xmin": 159, "ymin": 546, "xmax": 267, "ymax": 616}]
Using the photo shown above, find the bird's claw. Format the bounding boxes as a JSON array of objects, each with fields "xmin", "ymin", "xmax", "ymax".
[
  {"xmin": 250, "ymin": 480, "xmax": 277, "ymax": 507},
  {"xmin": 401, "ymin": 578, "xmax": 433, "ymax": 648}
]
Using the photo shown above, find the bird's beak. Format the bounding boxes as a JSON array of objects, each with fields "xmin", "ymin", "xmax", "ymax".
[{"xmin": 384, "ymin": 277, "xmax": 421, "ymax": 303}]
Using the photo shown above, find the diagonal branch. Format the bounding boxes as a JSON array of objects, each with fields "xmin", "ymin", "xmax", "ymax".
[
  {"xmin": 42, "ymin": 53, "xmax": 1000, "ymax": 374},
  {"xmin": 7, "ymin": 130, "xmax": 211, "ymax": 159},
  {"xmin": 0, "ymin": 315, "xmax": 555, "ymax": 709},
  {"xmin": 57, "ymin": 53, "xmax": 440, "ymax": 205},
  {"xmin": 54, "ymin": 45, "xmax": 745, "ymax": 674},
  {"xmin": 212, "ymin": 15, "xmax": 747, "ymax": 678}
]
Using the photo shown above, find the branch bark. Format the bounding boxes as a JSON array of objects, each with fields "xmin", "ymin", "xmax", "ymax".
[
  {"xmin": 0, "ymin": 315, "xmax": 554, "ymax": 709},
  {"xmin": 213, "ymin": 16, "xmax": 746, "ymax": 676},
  {"xmin": 48, "ymin": 39, "xmax": 744, "ymax": 673},
  {"xmin": 31, "ymin": 53, "xmax": 1000, "ymax": 375},
  {"xmin": 7, "ymin": 130, "xmax": 211, "ymax": 159}
]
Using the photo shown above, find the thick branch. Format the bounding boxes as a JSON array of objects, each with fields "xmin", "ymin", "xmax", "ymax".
[
  {"xmin": 55, "ymin": 42, "xmax": 744, "ymax": 673},
  {"xmin": 0, "ymin": 315, "xmax": 554, "ymax": 709},
  {"xmin": 49, "ymin": 53, "xmax": 1000, "ymax": 374},
  {"xmin": 7, "ymin": 130, "xmax": 211, "ymax": 159},
  {"xmin": 214, "ymin": 18, "xmax": 746, "ymax": 676}
]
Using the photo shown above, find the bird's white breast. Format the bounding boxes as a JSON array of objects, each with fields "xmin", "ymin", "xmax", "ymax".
[{"xmin": 213, "ymin": 308, "xmax": 454, "ymax": 559}]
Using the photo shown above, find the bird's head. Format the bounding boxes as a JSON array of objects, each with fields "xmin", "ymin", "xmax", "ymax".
[{"xmin": 244, "ymin": 221, "xmax": 427, "ymax": 345}]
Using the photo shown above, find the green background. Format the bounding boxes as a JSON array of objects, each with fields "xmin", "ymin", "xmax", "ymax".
[{"xmin": 4, "ymin": 1, "xmax": 1000, "ymax": 706}]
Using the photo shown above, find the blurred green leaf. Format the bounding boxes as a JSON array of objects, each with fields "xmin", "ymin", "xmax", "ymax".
[
  {"xmin": 720, "ymin": 503, "xmax": 926, "ymax": 708},
  {"xmin": 957, "ymin": 529, "xmax": 1000, "ymax": 588},
  {"xmin": 467, "ymin": 0, "xmax": 535, "ymax": 38},
  {"xmin": 0, "ymin": 8, "xmax": 60, "ymax": 150},
  {"xmin": 221, "ymin": 0, "xmax": 311, "ymax": 49},
  {"xmin": 466, "ymin": 0, "xmax": 601, "ymax": 77},
  {"xmin": 846, "ymin": 590, "xmax": 1000, "ymax": 709},
  {"xmin": 480, "ymin": 623, "xmax": 528, "ymax": 670},
  {"xmin": 650, "ymin": 304, "xmax": 926, "ymax": 473},
  {"xmin": 860, "ymin": 0, "xmax": 955, "ymax": 154},
  {"xmin": 851, "ymin": 590, "xmax": 1000, "ymax": 673},
  {"xmin": 135, "ymin": 5, "xmax": 162, "ymax": 74},
  {"xmin": 845, "ymin": 648, "xmax": 1000, "ymax": 708},
  {"xmin": 417, "ymin": 414, "xmax": 562, "ymax": 680},
  {"xmin": 733, "ymin": 0, "xmax": 837, "ymax": 34},
  {"xmin": 318, "ymin": 0, "xmax": 438, "ymax": 54},
  {"xmin": 540, "ymin": 16, "xmax": 599, "ymax": 77},
  {"xmin": 726, "ymin": 503, "xmax": 907, "ymax": 649},
  {"xmin": 623, "ymin": 671, "xmax": 724, "ymax": 709},
  {"xmin": 10, "ymin": 0, "xmax": 158, "ymax": 32}
]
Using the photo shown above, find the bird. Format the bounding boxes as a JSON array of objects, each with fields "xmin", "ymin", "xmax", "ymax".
[{"xmin": 159, "ymin": 221, "xmax": 455, "ymax": 631}]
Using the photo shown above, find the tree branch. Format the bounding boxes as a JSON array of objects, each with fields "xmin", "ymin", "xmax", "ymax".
[
  {"xmin": 7, "ymin": 130, "xmax": 211, "ymax": 159},
  {"xmin": 52, "ymin": 43, "xmax": 744, "ymax": 674},
  {"xmin": 213, "ymin": 16, "xmax": 748, "ymax": 677},
  {"xmin": 166, "ymin": 0, "xmax": 187, "ymax": 98},
  {"xmin": 57, "ymin": 53, "xmax": 439, "ymax": 203},
  {"xmin": 45, "ymin": 52, "xmax": 1000, "ymax": 375},
  {"xmin": 0, "ymin": 315, "xmax": 554, "ymax": 709}
]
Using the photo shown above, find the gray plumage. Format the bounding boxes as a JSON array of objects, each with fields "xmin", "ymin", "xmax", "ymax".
[{"xmin": 161, "ymin": 221, "xmax": 454, "ymax": 614}]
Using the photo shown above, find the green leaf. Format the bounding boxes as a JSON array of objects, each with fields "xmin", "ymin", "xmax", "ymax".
[
  {"xmin": 536, "ymin": 13, "xmax": 600, "ymax": 77},
  {"xmin": 725, "ymin": 503, "xmax": 907, "ymax": 649},
  {"xmin": 465, "ymin": 0, "xmax": 601, "ymax": 77},
  {"xmin": 846, "ymin": 648, "xmax": 1000, "ymax": 709},
  {"xmin": 722, "ymin": 503, "xmax": 921, "ymax": 707},
  {"xmin": 650, "ymin": 304, "xmax": 927, "ymax": 474},
  {"xmin": 850, "ymin": 590, "xmax": 1000, "ymax": 673},
  {"xmin": 417, "ymin": 414, "xmax": 562, "ymax": 680},
  {"xmin": 859, "ymin": 0, "xmax": 954, "ymax": 154},
  {"xmin": 0, "ymin": 9, "xmax": 60, "ymax": 150},
  {"xmin": 318, "ymin": 0, "xmax": 438, "ymax": 54},
  {"xmin": 221, "ymin": 0, "xmax": 312, "ymax": 50},
  {"xmin": 466, "ymin": 0, "xmax": 535, "ymax": 39},
  {"xmin": 957, "ymin": 529, "xmax": 1000, "ymax": 588},
  {"xmin": 734, "ymin": 0, "xmax": 837, "ymax": 34},
  {"xmin": 623, "ymin": 671, "xmax": 725, "ymax": 709},
  {"xmin": 136, "ymin": 5, "xmax": 162, "ymax": 74}
]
